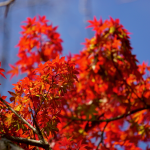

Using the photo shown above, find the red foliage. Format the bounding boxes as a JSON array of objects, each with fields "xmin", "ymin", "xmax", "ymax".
[
  {"xmin": 0, "ymin": 62, "xmax": 6, "ymax": 80},
  {"xmin": 0, "ymin": 16, "xmax": 150, "ymax": 150},
  {"xmin": 7, "ymin": 16, "xmax": 62, "ymax": 79}
]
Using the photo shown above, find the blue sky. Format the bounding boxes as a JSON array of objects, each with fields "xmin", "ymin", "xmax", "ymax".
[
  {"xmin": 0, "ymin": 0, "xmax": 150, "ymax": 149},
  {"xmin": 4, "ymin": 0, "xmax": 149, "ymax": 65}
]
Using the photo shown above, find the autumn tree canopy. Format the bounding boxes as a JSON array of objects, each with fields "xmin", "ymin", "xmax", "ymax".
[{"xmin": 0, "ymin": 16, "xmax": 150, "ymax": 150}]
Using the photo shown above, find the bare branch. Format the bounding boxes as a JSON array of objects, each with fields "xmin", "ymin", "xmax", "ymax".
[
  {"xmin": 2, "ymin": 135, "xmax": 49, "ymax": 149},
  {"xmin": 0, "ymin": 138, "xmax": 24, "ymax": 150},
  {"xmin": 0, "ymin": 0, "xmax": 14, "ymax": 7}
]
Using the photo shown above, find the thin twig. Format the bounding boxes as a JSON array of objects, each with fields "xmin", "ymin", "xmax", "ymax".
[
  {"xmin": 62, "ymin": 120, "xmax": 73, "ymax": 129},
  {"xmin": 96, "ymin": 122, "xmax": 108, "ymax": 150},
  {"xmin": 65, "ymin": 105, "xmax": 150, "ymax": 123}
]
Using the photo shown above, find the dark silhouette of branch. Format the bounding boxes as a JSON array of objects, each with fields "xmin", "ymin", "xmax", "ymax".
[
  {"xmin": 0, "ymin": 0, "xmax": 15, "ymax": 17},
  {"xmin": 85, "ymin": 113, "xmax": 104, "ymax": 132},
  {"xmin": 0, "ymin": 0, "xmax": 14, "ymax": 7},
  {"xmin": 65, "ymin": 105, "xmax": 150, "ymax": 123},
  {"xmin": 1, "ymin": 135, "xmax": 50, "ymax": 149},
  {"xmin": 96, "ymin": 122, "xmax": 108, "ymax": 150}
]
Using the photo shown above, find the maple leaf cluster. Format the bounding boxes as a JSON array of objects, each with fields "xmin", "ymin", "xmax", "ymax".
[
  {"xmin": 0, "ymin": 16, "xmax": 150, "ymax": 150},
  {"xmin": 7, "ymin": 16, "xmax": 63, "ymax": 79}
]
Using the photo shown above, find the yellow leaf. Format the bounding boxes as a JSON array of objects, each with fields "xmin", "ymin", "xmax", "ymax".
[
  {"xmin": 6, "ymin": 114, "xmax": 13, "ymax": 126},
  {"xmin": 109, "ymin": 26, "xmax": 115, "ymax": 33},
  {"xmin": 15, "ymin": 105, "xmax": 21, "ymax": 111}
]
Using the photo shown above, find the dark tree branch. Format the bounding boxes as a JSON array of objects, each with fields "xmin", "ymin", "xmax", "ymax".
[
  {"xmin": 28, "ymin": 93, "xmax": 49, "ymax": 149},
  {"xmin": 29, "ymin": 101, "xmax": 45, "ymax": 143},
  {"xmin": 66, "ymin": 105, "xmax": 150, "ymax": 123},
  {"xmin": 0, "ymin": 0, "xmax": 14, "ymax": 7},
  {"xmin": 96, "ymin": 122, "xmax": 108, "ymax": 150},
  {"xmin": 32, "ymin": 111, "xmax": 46, "ymax": 144},
  {"xmin": 2, "ymin": 135, "xmax": 49, "ymax": 149}
]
